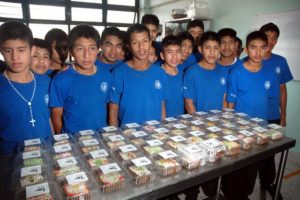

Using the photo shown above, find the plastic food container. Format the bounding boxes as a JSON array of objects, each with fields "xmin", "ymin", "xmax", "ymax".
[
  {"xmin": 115, "ymin": 144, "xmax": 140, "ymax": 164},
  {"xmin": 128, "ymin": 156, "xmax": 155, "ymax": 185},
  {"xmin": 155, "ymin": 150, "xmax": 181, "ymax": 176},
  {"xmin": 86, "ymin": 149, "xmax": 110, "ymax": 168},
  {"xmin": 178, "ymin": 144, "xmax": 206, "ymax": 169},
  {"xmin": 199, "ymin": 138, "xmax": 226, "ymax": 162},
  {"xmin": 53, "ymin": 157, "xmax": 82, "ymax": 179},
  {"xmin": 22, "ymin": 138, "xmax": 47, "ymax": 152},
  {"xmin": 98, "ymin": 163, "xmax": 125, "ymax": 193}
]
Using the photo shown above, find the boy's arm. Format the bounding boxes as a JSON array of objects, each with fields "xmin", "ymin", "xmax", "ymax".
[
  {"xmin": 227, "ymin": 103, "xmax": 235, "ymax": 109},
  {"xmin": 280, "ymin": 84, "xmax": 287, "ymax": 127},
  {"xmin": 109, "ymin": 103, "xmax": 119, "ymax": 126},
  {"xmin": 223, "ymin": 93, "xmax": 228, "ymax": 109},
  {"xmin": 51, "ymin": 107, "xmax": 63, "ymax": 134},
  {"xmin": 161, "ymin": 101, "xmax": 166, "ymax": 119},
  {"xmin": 185, "ymin": 98, "xmax": 196, "ymax": 114}
]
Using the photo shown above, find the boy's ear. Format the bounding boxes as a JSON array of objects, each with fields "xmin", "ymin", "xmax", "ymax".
[{"xmin": 198, "ymin": 45, "xmax": 202, "ymax": 54}]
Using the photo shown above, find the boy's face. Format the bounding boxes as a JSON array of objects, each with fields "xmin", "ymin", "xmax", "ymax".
[
  {"xmin": 0, "ymin": 39, "xmax": 34, "ymax": 73},
  {"xmin": 30, "ymin": 47, "xmax": 50, "ymax": 74},
  {"xmin": 220, "ymin": 36, "xmax": 237, "ymax": 58},
  {"xmin": 246, "ymin": 39, "xmax": 267, "ymax": 63},
  {"xmin": 100, "ymin": 35, "xmax": 123, "ymax": 64},
  {"xmin": 71, "ymin": 37, "xmax": 98, "ymax": 70},
  {"xmin": 188, "ymin": 26, "xmax": 204, "ymax": 42},
  {"xmin": 160, "ymin": 45, "xmax": 182, "ymax": 68},
  {"xmin": 145, "ymin": 24, "xmax": 159, "ymax": 41},
  {"xmin": 148, "ymin": 46, "xmax": 157, "ymax": 63},
  {"xmin": 264, "ymin": 31, "xmax": 278, "ymax": 54},
  {"xmin": 129, "ymin": 31, "xmax": 151, "ymax": 61},
  {"xmin": 181, "ymin": 39, "xmax": 193, "ymax": 61},
  {"xmin": 199, "ymin": 40, "xmax": 220, "ymax": 64}
]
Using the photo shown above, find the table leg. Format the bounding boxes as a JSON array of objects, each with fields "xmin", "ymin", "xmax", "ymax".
[
  {"xmin": 274, "ymin": 150, "xmax": 289, "ymax": 200},
  {"xmin": 215, "ymin": 176, "xmax": 222, "ymax": 200}
]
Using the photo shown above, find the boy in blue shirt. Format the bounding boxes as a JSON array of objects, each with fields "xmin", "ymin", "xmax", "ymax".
[
  {"xmin": 0, "ymin": 21, "xmax": 52, "ymax": 154},
  {"xmin": 160, "ymin": 35, "xmax": 184, "ymax": 117},
  {"xmin": 109, "ymin": 24, "xmax": 168, "ymax": 126},
  {"xmin": 177, "ymin": 31, "xmax": 197, "ymax": 72},
  {"xmin": 257, "ymin": 22, "xmax": 293, "ymax": 199},
  {"xmin": 184, "ymin": 31, "xmax": 228, "ymax": 113},
  {"xmin": 217, "ymin": 28, "xmax": 243, "ymax": 73},
  {"xmin": 187, "ymin": 19, "xmax": 204, "ymax": 62},
  {"xmin": 223, "ymin": 31, "xmax": 277, "ymax": 199},
  {"xmin": 50, "ymin": 25, "xmax": 111, "ymax": 134},
  {"xmin": 96, "ymin": 27, "xmax": 123, "ymax": 72},
  {"xmin": 30, "ymin": 38, "xmax": 52, "ymax": 75}
]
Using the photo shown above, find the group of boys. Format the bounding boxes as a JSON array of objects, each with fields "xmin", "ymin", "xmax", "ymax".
[{"xmin": 0, "ymin": 13, "xmax": 293, "ymax": 200}]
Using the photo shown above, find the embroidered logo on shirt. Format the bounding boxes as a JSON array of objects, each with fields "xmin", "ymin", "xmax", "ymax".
[
  {"xmin": 220, "ymin": 77, "xmax": 226, "ymax": 85},
  {"xmin": 154, "ymin": 80, "xmax": 162, "ymax": 89},
  {"xmin": 44, "ymin": 94, "xmax": 49, "ymax": 105},
  {"xmin": 100, "ymin": 82, "xmax": 108, "ymax": 93},
  {"xmin": 275, "ymin": 66, "xmax": 281, "ymax": 74},
  {"xmin": 264, "ymin": 81, "xmax": 271, "ymax": 89},
  {"xmin": 183, "ymin": 86, "xmax": 188, "ymax": 90}
]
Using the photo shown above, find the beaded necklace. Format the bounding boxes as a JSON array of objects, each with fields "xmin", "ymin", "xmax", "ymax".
[{"xmin": 4, "ymin": 71, "xmax": 37, "ymax": 127}]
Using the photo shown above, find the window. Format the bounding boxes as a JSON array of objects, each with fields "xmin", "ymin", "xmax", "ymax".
[
  {"xmin": 30, "ymin": 4, "xmax": 65, "ymax": 20},
  {"xmin": 71, "ymin": 0, "xmax": 102, "ymax": 3},
  {"xmin": 107, "ymin": 10, "xmax": 135, "ymax": 24},
  {"xmin": 72, "ymin": 7, "xmax": 102, "ymax": 22},
  {"xmin": 0, "ymin": 1, "xmax": 22, "ymax": 19},
  {"xmin": 29, "ymin": 24, "xmax": 68, "ymax": 39},
  {"xmin": 108, "ymin": 0, "xmax": 135, "ymax": 6}
]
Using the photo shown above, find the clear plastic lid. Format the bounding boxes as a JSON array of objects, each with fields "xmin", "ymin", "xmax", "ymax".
[
  {"xmin": 154, "ymin": 150, "xmax": 181, "ymax": 176},
  {"xmin": 86, "ymin": 149, "xmax": 111, "ymax": 168},
  {"xmin": 177, "ymin": 144, "xmax": 206, "ymax": 169},
  {"xmin": 53, "ymin": 156, "xmax": 82, "ymax": 179},
  {"xmin": 127, "ymin": 156, "xmax": 155, "ymax": 185}
]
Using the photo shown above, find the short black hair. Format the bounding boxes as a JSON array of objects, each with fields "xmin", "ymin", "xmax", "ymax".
[
  {"xmin": 100, "ymin": 27, "xmax": 123, "ymax": 45},
  {"xmin": 161, "ymin": 35, "xmax": 181, "ymax": 51},
  {"xmin": 177, "ymin": 31, "xmax": 194, "ymax": 46},
  {"xmin": 199, "ymin": 31, "xmax": 221, "ymax": 47},
  {"xmin": 68, "ymin": 24, "xmax": 100, "ymax": 50},
  {"xmin": 217, "ymin": 28, "xmax": 237, "ymax": 39},
  {"xmin": 126, "ymin": 24, "xmax": 150, "ymax": 44},
  {"xmin": 141, "ymin": 14, "xmax": 159, "ymax": 27},
  {"xmin": 246, "ymin": 31, "xmax": 268, "ymax": 47},
  {"xmin": 44, "ymin": 28, "xmax": 67, "ymax": 46},
  {"xmin": 0, "ymin": 21, "xmax": 33, "ymax": 47},
  {"xmin": 151, "ymin": 41, "xmax": 157, "ymax": 51},
  {"xmin": 187, "ymin": 19, "xmax": 204, "ymax": 31},
  {"xmin": 259, "ymin": 22, "xmax": 280, "ymax": 37},
  {"xmin": 33, "ymin": 38, "xmax": 52, "ymax": 58}
]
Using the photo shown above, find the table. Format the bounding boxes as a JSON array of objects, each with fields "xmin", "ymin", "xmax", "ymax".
[{"xmin": 0, "ymin": 136, "xmax": 295, "ymax": 200}]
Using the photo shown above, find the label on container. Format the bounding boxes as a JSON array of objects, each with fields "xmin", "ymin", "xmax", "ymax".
[
  {"xmin": 189, "ymin": 131, "xmax": 205, "ymax": 136},
  {"xmin": 172, "ymin": 123, "xmax": 187, "ymax": 129},
  {"xmin": 191, "ymin": 120, "xmax": 204, "ymax": 125},
  {"xmin": 23, "ymin": 150, "xmax": 41, "ymax": 160},
  {"xmin": 236, "ymin": 112, "xmax": 247, "ymax": 117},
  {"xmin": 57, "ymin": 156, "xmax": 77, "ymax": 168},
  {"xmin": 146, "ymin": 139, "xmax": 163, "ymax": 146},
  {"xmin": 100, "ymin": 163, "xmax": 121, "ymax": 174},
  {"xmin": 206, "ymin": 117, "xmax": 219, "ymax": 122},
  {"xmin": 24, "ymin": 138, "xmax": 41, "ymax": 146},
  {"xmin": 210, "ymin": 109, "xmax": 222, "ymax": 113},
  {"xmin": 180, "ymin": 114, "xmax": 193, "ymax": 119},
  {"xmin": 223, "ymin": 135, "xmax": 239, "ymax": 142},
  {"xmin": 237, "ymin": 120, "xmax": 250, "ymax": 125},
  {"xmin": 159, "ymin": 150, "xmax": 177, "ymax": 159},
  {"xmin": 26, "ymin": 182, "xmax": 50, "ymax": 198},
  {"xmin": 253, "ymin": 126, "xmax": 268, "ymax": 133},
  {"xmin": 66, "ymin": 172, "xmax": 88, "ymax": 186},
  {"xmin": 90, "ymin": 149, "xmax": 109, "ymax": 159},
  {"xmin": 154, "ymin": 128, "xmax": 169, "ymax": 133},
  {"xmin": 170, "ymin": 136, "xmax": 186, "ymax": 142},
  {"xmin": 184, "ymin": 144, "xmax": 201, "ymax": 154},
  {"xmin": 53, "ymin": 134, "xmax": 69, "ymax": 141},
  {"xmin": 202, "ymin": 138, "xmax": 223, "ymax": 148},
  {"xmin": 82, "ymin": 139, "xmax": 99, "ymax": 147},
  {"xmin": 145, "ymin": 120, "xmax": 160, "ymax": 125},
  {"xmin": 251, "ymin": 118, "xmax": 264, "ymax": 122},
  {"xmin": 125, "ymin": 123, "xmax": 140, "ymax": 128},
  {"xmin": 131, "ymin": 131, "xmax": 148, "ymax": 138},
  {"xmin": 79, "ymin": 129, "xmax": 94, "ymax": 136},
  {"xmin": 164, "ymin": 117, "xmax": 177, "ymax": 122},
  {"xmin": 196, "ymin": 111, "xmax": 207, "ymax": 116},
  {"xmin": 223, "ymin": 108, "xmax": 234, "ymax": 112},
  {"xmin": 222, "ymin": 114, "xmax": 234, "ymax": 119},
  {"xmin": 103, "ymin": 126, "xmax": 118, "ymax": 132},
  {"xmin": 132, "ymin": 157, "xmax": 152, "ymax": 167},
  {"xmin": 207, "ymin": 126, "xmax": 222, "ymax": 132},
  {"xmin": 21, "ymin": 165, "xmax": 42, "ymax": 177},
  {"xmin": 54, "ymin": 144, "xmax": 71, "ymax": 153},
  {"xmin": 108, "ymin": 135, "xmax": 125, "ymax": 142},
  {"xmin": 268, "ymin": 124, "xmax": 282, "ymax": 130},
  {"xmin": 119, "ymin": 144, "xmax": 137, "ymax": 152},
  {"xmin": 239, "ymin": 130, "xmax": 255, "ymax": 137}
]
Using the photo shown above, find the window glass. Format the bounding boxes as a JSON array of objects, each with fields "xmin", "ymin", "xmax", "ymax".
[
  {"xmin": 72, "ymin": 7, "xmax": 102, "ymax": 22},
  {"xmin": 30, "ymin": 4, "xmax": 65, "ymax": 20},
  {"xmin": 71, "ymin": 0, "xmax": 102, "ymax": 3},
  {"xmin": 107, "ymin": 10, "xmax": 135, "ymax": 24},
  {"xmin": 0, "ymin": 1, "xmax": 22, "ymax": 18},
  {"xmin": 29, "ymin": 23, "xmax": 68, "ymax": 39},
  {"xmin": 108, "ymin": 0, "xmax": 135, "ymax": 6}
]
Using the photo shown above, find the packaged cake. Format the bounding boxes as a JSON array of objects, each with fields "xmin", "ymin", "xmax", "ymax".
[
  {"xmin": 98, "ymin": 163, "xmax": 125, "ymax": 193},
  {"xmin": 155, "ymin": 157, "xmax": 181, "ymax": 176},
  {"xmin": 62, "ymin": 172, "xmax": 91, "ymax": 200},
  {"xmin": 199, "ymin": 138, "xmax": 226, "ymax": 162},
  {"xmin": 129, "ymin": 130, "xmax": 149, "ymax": 140},
  {"xmin": 170, "ymin": 129, "xmax": 186, "ymax": 136},
  {"xmin": 24, "ymin": 182, "xmax": 54, "ymax": 200},
  {"xmin": 128, "ymin": 156, "xmax": 154, "ymax": 185},
  {"xmin": 52, "ymin": 134, "xmax": 72, "ymax": 146},
  {"xmin": 142, "ymin": 145, "xmax": 164, "ymax": 157},
  {"xmin": 116, "ymin": 144, "xmax": 139, "ymax": 163},
  {"xmin": 54, "ymin": 157, "xmax": 81, "ymax": 178},
  {"xmin": 255, "ymin": 133, "xmax": 270, "ymax": 145},
  {"xmin": 123, "ymin": 122, "xmax": 140, "ymax": 130},
  {"xmin": 163, "ymin": 117, "xmax": 178, "ymax": 124},
  {"xmin": 130, "ymin": 138, "xmax": 145, "ymax": 147},
  {"xmin": 20, "ymin": 165, "xmax": 45, "ymax": 188},
  {"xmin": 79, "ymin": 138, "xmax": 101, "ymax": 154},
  {"xmin": 76, "ymin": 129, "xmax": 97, "ymax": 142},
  {"xmin": 265, "ymin": 129, "xmax": 283, "ymax": 141},
  {"xmin": 23, "ymin": 138, "xmax": 45, "ymax": 152},
  {"xmin": 22, "ymin": 150, "xmax": 44, "ymax": 167},
  {"xmin": 122, "ymin": 128, "xmax": 138, "ymax": 137},
  {"xmin": 105, "ymin": 134, "xmax": 126, "ymax": 150},
  {"xmin": 186, "ymin": 136, "xmax": 203, "ymax": 144},
  {"xmin": 87, "ymin": 149, "xmax": 110, "ymax": 168},
  {"xmin": 102, "ymin": 126, "xmax": 119, "ymax": 133},
  {"xmin": 165, "ymin": 141, "xmax": 185, "ymax": 150},
  {"xmin": 178, "ymin": 144, "xmax": 206, "ymax": 169},
  {"xmin": 52, "ymin": 143, "xmax": 74, "ymax": 160},
  {"xmin": 222, "ymin": 141, "xmax": 241, "ymax": 156}
]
